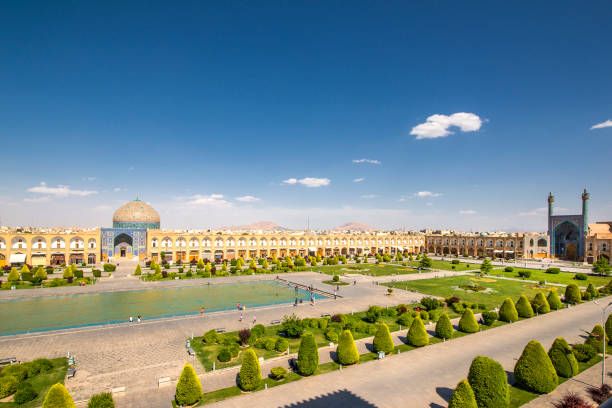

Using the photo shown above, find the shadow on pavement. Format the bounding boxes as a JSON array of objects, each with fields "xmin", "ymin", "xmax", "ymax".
[{"xmin": 283, "ymin": 389, "xmax": 377, "ymax": 407}]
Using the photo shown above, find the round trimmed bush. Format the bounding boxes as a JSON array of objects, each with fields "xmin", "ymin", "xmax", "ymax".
[
  {"xmin": 572, "ymin": 344, "xmax": 597, "ymax": 362},
  {"xmin": 373, "ymin": 323, "xmax": 394, "ymax": 354},
  {"xmin": 175, "ymin": 363, "xmax": 202, "ymax": 405},
  {"xmin": 531, "ymin": 292, "xmax": 550, "ymax": 314},
  {"xmin": 275, "ymin": 337, "xmax": 289, "ymax": 353},
  {"xmin": 14, "ymin": 382, "xmax": 37, "ymax": 404},
  {"xmin": 336, "ymin": 330, "xmax": 359, "ymax": 365},
  {"xmin": 397, "ymin": 312, "xmax": 413, "ymax": 327},
  {"xmin": 548, "ymin": 337, "xmax": 579, "ymax": 378},
  {"xmin": 515, "ymin": 295, "xmax": 534, "ymax": 318},
  {"xmin": 297, "ymin": 332, "xmax": 318, "ymax": 376},
  {"xmin": 467, "ymin": 356, "xmax": 509, "ymax": 408},
  {"xmin": 564, "ymin": 284, "xmax": 581, "ymax": 304},
  {"xmin": 458, "ymin": 308, "xmax": 479, "ymax": 333},
  {"xmin": 514, "ymin": 340, "xmax": 558, "ymax": 393},
  {"xmin": 217, "ymin": 348, "xmax": 231, "ymax": 362},
  {"xmin": 481, "ymin": 311, "xmax": 498, "ymax": 326},
  {"xmin": 1, "ymin": 364, "xmax": 28, "ymax": 381},
  {"xmin": 586, "ymin": 283, "xmax": 598, "ymax": 299},
  {"xmin": 586, "ymin": 324, "xmax": 607, "ymax": 352},
  {"xmin": 325, "ymin": 330, "xmax": 338, "ymax": 343},
  {"xmin": 499, "ymin": 298, "xmax": 518, "ymax": 323},
  {"xmin": 42, "ymin": 383, "xmax": 75, "ymax": 408},
  {"xmin": 87, "ymin": 392, "xmax": 114, "ymax": 408},
  {"xmin": 238, "ymin": 349, "xmax": 261, "ymax": 391},
  {"xmin": 547, "ymin": 290, "xmax": 563, "ymax": 310},
  {"xmin": 448, "ymin": 379, "xmax": 477, "ymax": 408},
  {"xmin": 435, "ymin": 313, "xmax": 454, "ymax": 339},
  {"xmin": 0, "ymin": 376, "xmax": 18, "ymax": 399},
  {"xmin": 269, "ymin": 366, "xmax": 287, "ymax": 381},
  {"xmin": 407, "ymin": 316, "xmax": 429, "ymax": 347}
]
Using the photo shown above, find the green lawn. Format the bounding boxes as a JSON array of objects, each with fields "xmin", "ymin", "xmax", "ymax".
[
  {"xmin": 487, "ymin": 267, "xmax": 611, "ymax": 288},
  {"xmin": 406, "ymin": 260, "xmax": 481, "ymax": 271},
  {"xmin": 383, "ymin": 275, "xmax": 554, "ymax": 310},
  {"xmin": 0, "ymin": 358, "xmax": 68, "ymax": 408},
  {"xmin": 314, "ymin": 263, "xmax": 418, "ymax": 276}
]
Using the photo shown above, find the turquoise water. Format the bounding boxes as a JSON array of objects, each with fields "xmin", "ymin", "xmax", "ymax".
[{"xmin": 0, "ymin": 281, "xmax": 325, "ymax": 336}]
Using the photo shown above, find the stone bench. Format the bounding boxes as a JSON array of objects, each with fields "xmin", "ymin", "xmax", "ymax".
[
  {"xmin": 0, "ymin": 357, "xmax": 17, "ymax": 366},
  {"xmin": 158, "ymin": 377, "xmax": 172, "ymax": 388},
  {"xmin": 187, "ymin": 347, "xmax": 195, "ymax": 356},
  {"xmin": 270, "ymin": 319, "xmax": 281, "ymax": 325},
  {"xmin": 111, "ymin": 386, "xmax": 126, "ymax": 394},
  {"xmin": 66, "ymin": 367, "xmax": 77, "ymax": 379},
  {"xmin": 215, "ymin": 328, "xmax": 226, "ymax": 333}
]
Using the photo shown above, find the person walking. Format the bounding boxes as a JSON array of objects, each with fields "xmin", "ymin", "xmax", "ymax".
[
  {"xmin": 252, "ymin": 315, "xmax": 257, "ymax": 325},
  {"xmin": 129, "ymin": 316, "xmax": 133, "ymax": 323}
]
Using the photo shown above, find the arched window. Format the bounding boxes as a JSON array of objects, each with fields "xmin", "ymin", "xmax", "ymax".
[{"xmin": 537, "ymin": 238, "xmax": 547, "ymax": 247}]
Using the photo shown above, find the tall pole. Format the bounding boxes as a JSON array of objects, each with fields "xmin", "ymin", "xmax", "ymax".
[
  {"xmin": 596, "ymin": 301, "xmax": 612, "ymax": 386},
  {"xmin": 548, "ymin": 193, "xmax": 554, "ymax": 259}
]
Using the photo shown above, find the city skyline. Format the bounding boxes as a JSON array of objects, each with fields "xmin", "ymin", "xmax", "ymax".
[{"xmin": 1, "ymin": 1, "xmax": 611, "ymax": 231}]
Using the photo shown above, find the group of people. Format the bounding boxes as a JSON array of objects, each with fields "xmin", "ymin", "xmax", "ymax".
[
  {"xmin": 236, "ymin": 303, "xmax": 257, "ymax": 324},
  {"xmin": 128, "ymin": 315, "xmax": 142, "ymax": 323}
]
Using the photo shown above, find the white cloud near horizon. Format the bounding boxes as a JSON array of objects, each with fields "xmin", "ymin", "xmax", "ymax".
[
  {"xmin": 414, "ymin": 191, "xmax": 442, "ymax": 198},
  {"xmin": 352, "ymin": 159, "xmax": 381, "ymax": 165},
  {"xmin": 283, "ymin": 177, "xmax": 331, "ymax": 188},
  {"xmin": 236, "ymin": 195, "xmax": 261, "ymax": 203},
  {"xmin": 27, "ymin": 182, "xmax": 98, "ymax": 198},
  {"xmin": 353, "ymin": 178, "xmax": 365, "ymax": 183},
  {"xmin": 360, "ymin": 194, "xmax": 378, "ymax": 199},
  {"xmin": 410, "ymin": 112, "xmax": 483, "ymax": 139},
  {"xmin": 591, "ymin": 120, "xmax": 612, "ymax": 130},
  {"xmin": 459, "ymin": 209, "xmax": 477, "ymax": 215},
  {"xmin": 183, "ymin": 194, "xmax": 231, "ymax": 207}
]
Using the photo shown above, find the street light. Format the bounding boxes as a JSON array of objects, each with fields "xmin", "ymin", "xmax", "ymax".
[{"xmin": 593, "ymin": 300, "xmax": 612, "ymax": 386}]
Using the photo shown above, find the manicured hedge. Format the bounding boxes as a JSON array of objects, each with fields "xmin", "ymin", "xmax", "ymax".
[
  {"xmin": 448, "ymin": 379, "xmax": 477, "ymax": 408},
  {"xmin": 336, "ymin": 330, "xmax": 359, "ymax": 365},
  {"xmin": 0, "ymin": 376, "xmax": 18, "ymax": 399},
  {"xmin": 606, "ymin": 314, "xmax": 612, "ymax": 345},
  {"xmin": 14, "ymin": 382, "xmax": 37, "ymax": 404},
  {"xmin": 458, "ymin": 309, "xmax": 479, "ymax": 333},
  {"xmin": 175, "ymin": 363, "xmax": 202, "ymax": 405},
  {"xmin": 467, "ymin": 356, "xmax": 509, "ymax": 408},
  {"xmin": 515, "ymin": 295, "xmax": 534, "ymax": 318},
  {"xmin": 297, "ymin": 332, "xmax": 318, "ymax": 376},
  {"xmin": 564, "ymin": 284, "xmax": 581, "ymax": 304},
  {"xmin": 548, "ymin": 337, "xmax": 579, "ymax": 378},
  {"xmin": 498, "ymin": 298, "xmax": 518, "ymax": 323},
  {"xmin": 407, "ymin": 316, "xmax": 429, "ymax": 347},
  {"xmin": 532, "ymin": 292, "xmax": 550, "ymax": 314},
  {"xmin": 87, "ymin": 392, "xmax": 115, "ymax": 408},
  {"xmin": 435, "ymin": 313, "xmax": 454, "ymax": 339},
  {"xmin": 514, "ymin": 340, "xmax": 558, "ymax": 393},
  {"xmin": 238, "ymin": 349, "xmax": 262, "ymax": 391},
  {"xmin": 42, "ymin": 383, "xmax": 75, "ymax": 408},
  {"xmin": 373, "ymin": 323, "xmax": 394, "ymax": 354},
  {"xmin": 586, "ymin": 324, "xmax": 607, "ymax": 352},
  {"xmin": 547, "ymin": 290, "xmax": 563, "ymax": 310}
]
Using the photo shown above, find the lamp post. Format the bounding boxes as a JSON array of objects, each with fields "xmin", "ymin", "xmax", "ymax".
[{"xmin": 593, "ymin": 300, "xmax": 612, "ymax": 386}]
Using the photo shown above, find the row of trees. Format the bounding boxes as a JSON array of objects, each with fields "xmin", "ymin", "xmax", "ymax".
[{"xmin": 34, "ymin": 383, "xmax": 114, "ymax": 408}]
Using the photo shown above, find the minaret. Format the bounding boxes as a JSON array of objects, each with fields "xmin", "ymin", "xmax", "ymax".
[
  {"xmin": 582, "ymin": 188, "xmax": 590, "ymax": 238},
  {"xmin": 548, "ymin": 192, "xmax": 554, "ymax": 258}
]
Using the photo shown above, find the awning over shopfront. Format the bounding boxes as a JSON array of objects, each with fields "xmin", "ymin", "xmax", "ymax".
[
  {"xmin": 9, "ymin": 253, "xmax": 26, "ymax": 264},
  {"xmin": 31, "ymin": 254, "xmax": 47, "ymax": 266}
]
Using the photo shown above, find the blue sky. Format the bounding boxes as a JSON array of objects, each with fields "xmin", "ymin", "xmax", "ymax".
[{"xmin": 1, "ymin": 1, "xmax": 611, "ymax": 231}]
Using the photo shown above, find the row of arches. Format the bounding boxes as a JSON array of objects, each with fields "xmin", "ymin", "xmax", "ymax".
[
  {"xmin": 427, "ymin": 238, "xmax": 520, "ymax": 249},
  {"xmin": 0, "ymin": 237, "xmax": 97, "ymax": 250}
]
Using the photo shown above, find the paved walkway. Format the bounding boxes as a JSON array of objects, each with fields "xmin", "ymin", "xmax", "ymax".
[
  {"xmin": 202, "ymin": 297, "xmax": 611, "ymax": 408},
  {"xmin": 0, "ymin": 271, "xmax": 423, "ymax": 405}
]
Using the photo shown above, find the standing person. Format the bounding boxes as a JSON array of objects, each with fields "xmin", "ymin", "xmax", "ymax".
[
  {"xmin": 200, "ymin": 307, "xmax": 205, "ymax": 316},
  {"xmin": 252, "ymin": 315, "xmax": 256, "ymax": 325},
  {"xmin": 239, "ymin": 311, "xmax": 243, "ymax": 322},
  {"xmin": 137, "ymin": 315, "xmax": 141, "ymax": 323},
  {"xmin": 129, "ymin": 316, "xmax": 133, "ymax": 323}
]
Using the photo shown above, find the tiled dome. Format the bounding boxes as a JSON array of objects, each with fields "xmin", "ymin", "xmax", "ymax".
[{"xmin": 112, "ymin": 199, "xmax": 160, "ymax": 228}]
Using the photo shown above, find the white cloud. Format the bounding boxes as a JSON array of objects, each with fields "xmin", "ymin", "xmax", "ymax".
[
  {"xmin": 414, "ymin": 191, "xmax": 442, "ymax": 198},
  {"xmin": 184, "ymin": 194, "xmax": 231, "ymax": 207},
  {"xmin": 236, "ymin": 195, "xmax": 261, "ymax": 203},
  {"xmin": 410, "ymin": 112, "xmax": 483, "ymax": 139},
  {"xmin": 352, "ymin": 159, "xmax": 381, "ymax": 165},
  {"xmin": 113, "ymin": 187, "xmax": 127, "ymax": 192},
  {"xmin": 360, "ymin": 194, "xmax": 378, "ymax": 199},
  {"xmin": 27, "ymin": 182, "xmax": 98, "ymax": 197},
  {"xmin": 353, "ymin": 178, "xmax": 365, "ymax": 183},
  {"xmin": 591, "ymin": 120, "xmax": 612, "ymax": 130},
  {"xmin": 459, "ymin": 209, "xmax": 477, "ymax": 215},
  {"xmin": 24, "ymin": 196, "xmax": 51, "ymax": 203},
  {"xmin": 283, "ymin": 177, "xmax": 331, "ymax": 188}
]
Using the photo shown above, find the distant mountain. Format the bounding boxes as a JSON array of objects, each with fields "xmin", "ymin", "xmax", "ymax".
[
  {"xmin": 333, "ymin": 222, "xmax": 374, "ymax": 232},
  {"xmin": 222, "ymin": 221, "xmax": 288, "ymax": 231}
]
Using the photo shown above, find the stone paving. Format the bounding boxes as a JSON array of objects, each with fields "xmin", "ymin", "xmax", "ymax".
[{"xmin": 0, "ymin": 266, "xmax": 424, "ymax": 406}]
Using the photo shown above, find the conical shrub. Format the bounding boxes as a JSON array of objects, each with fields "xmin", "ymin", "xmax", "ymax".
[
  {"xmin": 514, "ymin": 340, "xmax": 558, "ymax": 393},
  {"xmin": 175, "ymin": 363, "xmax": 202, "ymax": 405},
  {"xmin": 435, "ymin": 313, "xmax": 454, "ymax": 340},
  {"xmin": 499, "ymin": 298, "xmax": 518, "ymax": 323},
  {"xmin": 467, "ymin": 356, "xmax": 509, "ymax": 408},
  {"xmin": 564, "ymin": 284, "xmax": 581, "ymax": 304},
  {"xmin": 238, "ymin": 349, "xmax": 262, "ymax": 391},
  {"xmin": 134, "ymin": 264, "xmax": 142, "ymax": 276},
  {"xmin": 586, "ymin": 324, "xmax": 607, "ymax": 352},
  {"xmin": 373, "ymin": 323, "xmax": 394, "ymax": 354},
  {"xmin": 516, "ymin": 295, "xmax": 534, "ymax": 318},
  {"xmin": 87, "ymin": 392, "xmax": 115, "ymax": 408},
  {"xmin": 297, "ymin": 332, "xmax": 318, "ymax": 376},
  {"xmin": 532, "ymin": 292, "xmax": 550, "ymax": 314},
  {"xmin": 407, "ymin": 316, "xmax": 429, "ymax": 347},
  {"xmin": 458, "ymin": 309, "xmax": 479, "ymax": 333},
  {"xmin": 547, "ymin": 290, "xmax": 563, "ymax": 310},
  {"xmin": 548, "ymin": 337, "xmax": 579, "ymax": 378},
  {"xmin": 448, "ymin": 379, "xmax": 477, "ymax": 408},
  {"xmin": 7, "ymin": 268, "xmax": 20, "ymax": 282},
  {"xmin": 42, "ymin": 383, "xmax": 75, "ymax": 408},
  {"xmin": 336, "ymin": 330, "xmax": 359, "ymax": 365},
  {"xmin": 586, "ymin": 283, "xmax": 598, "ymax": 299}
]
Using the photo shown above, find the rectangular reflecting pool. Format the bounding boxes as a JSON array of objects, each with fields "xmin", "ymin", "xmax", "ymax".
[{"xmin": 0, "ymin": 280, "xmax": 325, "ymax": 336}]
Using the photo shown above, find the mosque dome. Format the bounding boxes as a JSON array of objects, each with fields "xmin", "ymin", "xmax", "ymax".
[{"xmin": 112, "ymin": 199, "xmax": 160, "ymax": 229}]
